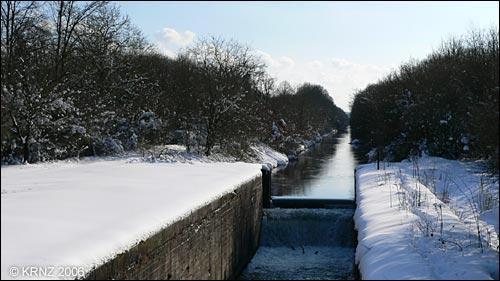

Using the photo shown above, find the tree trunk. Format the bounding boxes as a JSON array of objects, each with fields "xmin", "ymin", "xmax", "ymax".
[
  {"xmin": 377, "ymin": 147, "xmax": 381, "ymax": 170},
  {"xmin": 205, "ymin": 134, "xmax": 211, "ymax": 156},
  {"xmin": 23, "ymin": 140, "xmax": 29, "ymax": 164}
]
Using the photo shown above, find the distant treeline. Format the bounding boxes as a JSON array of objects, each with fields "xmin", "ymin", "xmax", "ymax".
[
  {"xmin": 350, "ymin": 27, "xmax": 499, "ymax": 169},
  {"xmin": 1, "ymin": 1, "xmax": 347, "ymax": 164}
]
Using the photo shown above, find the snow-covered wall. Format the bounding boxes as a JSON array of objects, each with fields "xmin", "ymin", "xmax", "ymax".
[
  {"xmin": 1, "ymin": 159, "xmax": 264, "ymax": 280},
  {"xmin": 85, "ymin": 175, "xmax": 263, "ymax": 280}
]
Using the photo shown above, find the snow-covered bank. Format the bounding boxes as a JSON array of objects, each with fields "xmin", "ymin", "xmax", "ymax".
[
  {"xmin": 282, "ymin": 130, "xmax": 339, "ymax": 161},
  {"xmin": 248, "ymin": 143, "xmax": 288, "ymax": 168},
  {"xmin": 114, "ymin": 143, "xmax": 288, "ymax": 169},
  {"xmin": 354, "ymin": 156, "xmax": 499, "ymax": 280},
  {"xmin": 1, "ymin": 159, "xmax": 262, "ymax": 279}
]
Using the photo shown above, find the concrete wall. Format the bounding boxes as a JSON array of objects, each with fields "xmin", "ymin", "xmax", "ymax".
[{"xmin": 85, "ymin": 175, "xmax": 263, "ymax": 280}]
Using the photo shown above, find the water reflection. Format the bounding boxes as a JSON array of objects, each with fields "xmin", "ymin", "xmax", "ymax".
[{"xmin": 271, "ymin": 128, "xmax": 368, "ymax": 199}]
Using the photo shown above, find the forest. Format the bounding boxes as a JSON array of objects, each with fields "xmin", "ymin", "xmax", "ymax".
[
  {"xmin": 350, "ymin": 27, "xmax": 499, "ymax": 170},
  {"xmin": 1, "ymin": 1, "xmax": 348, "ymax": 164}
]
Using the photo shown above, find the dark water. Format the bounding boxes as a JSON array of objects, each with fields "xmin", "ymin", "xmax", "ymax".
[{"xmin": 271, "ymin": 128, "xmax": 367, "ymax": 199}]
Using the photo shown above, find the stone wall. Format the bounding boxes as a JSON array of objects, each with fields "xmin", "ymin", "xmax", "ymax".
[{"xmin": 85, "ymin": 175, "xmax": 263, "ymax": 280}]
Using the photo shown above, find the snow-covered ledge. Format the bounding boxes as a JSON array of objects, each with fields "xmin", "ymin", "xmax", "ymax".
[{"xmin": 1, "ymin": 159, "xmax": 263, "ymax": 280}]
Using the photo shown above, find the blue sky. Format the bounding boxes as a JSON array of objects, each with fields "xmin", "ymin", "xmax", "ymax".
[{"xmin": 116, "ymin": 1, "xmax": 499, "ymax": 111}]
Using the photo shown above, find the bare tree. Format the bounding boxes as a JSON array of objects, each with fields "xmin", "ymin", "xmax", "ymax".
[
  {"xmin": 1, "ymin": 1, "xmax": 47, "ymax": 162},
  {"xmin": 185, "ymin": 37, "xmax": 265, "ymax": 155}
]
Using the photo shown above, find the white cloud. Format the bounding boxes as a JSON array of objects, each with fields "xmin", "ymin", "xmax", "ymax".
[
  {"xmin": 330, "ymin": 58, "xmax": 352, "ymax": 69},
  {"xmin": 276, "ymin": 56, "xmax": 295, "ymax": 71},
  {"xmin": 252, "ymin": 50, "xmax": 295, "ymax": 71},
  {"xmin": 157, "ymin": 28, "xmax": 196, "ymax": 46},
  {"xmin": 308, "ymin": 60, "xmax": 323, "ymax": 69},
  {"xmin": 253, "ymin": 50, "xmax": 394, "ymax": 111},
  {"xmin": 252, "ymin": 50, "xmax": 275, "ymax": 67},
  {"xmin": 154, "ymin": 27, "xmax": 196, "ymax": 58}
]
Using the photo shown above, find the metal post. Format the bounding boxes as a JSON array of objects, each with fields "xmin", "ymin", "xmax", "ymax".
[{"xmin": 261, "ymin": 165, "xmax": 271, "ymax": 208}]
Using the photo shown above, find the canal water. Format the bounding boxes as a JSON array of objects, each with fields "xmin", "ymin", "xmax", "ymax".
[
  {"xmin": 239, "ymin": 128, "xmax": 367, "ymax": 280},
  {"xmin": 272, "ymin": 128, "xmax": 367, "ymax": 199}
]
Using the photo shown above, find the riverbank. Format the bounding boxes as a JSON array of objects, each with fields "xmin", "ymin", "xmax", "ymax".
[
  {"xmin": 281, "ymin": 129, "xmax": 340, "ymax": 162},
  {"xmin": 354, "ymin": 156, "xmax": 499, "ymax": 279},
  {"xmin": 120, "ymin": 142, "xmax": 288, "ymax": 169}
]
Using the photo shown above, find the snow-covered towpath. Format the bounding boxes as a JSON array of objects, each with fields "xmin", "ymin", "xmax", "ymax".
[{"xmin": 355, "ymin": 156, "xmax": 499, "ymax": 280}]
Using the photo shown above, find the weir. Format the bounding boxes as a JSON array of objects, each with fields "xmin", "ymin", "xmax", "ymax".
[
  {"xmin": 238, "ymin": 208, "xmax": 357, "ymax": 280},
  {"xmin": 270, "ymin": 196, "xmax": 355, "ymax": 209}
]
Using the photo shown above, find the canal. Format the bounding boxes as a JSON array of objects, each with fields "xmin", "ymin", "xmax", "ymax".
[
  {"xmin": 271, "ymin": 128, "xmax": 366, "ymax": 199},
  {"xmin": 239, "ymin": 128, "xmax": 367, "ymax": 280}
]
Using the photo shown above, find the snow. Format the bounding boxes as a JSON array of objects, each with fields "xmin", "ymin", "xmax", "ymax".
[
  {"xmin": 354, "ymin": 156, "xmax": 499, "ymax": 280},
  {"xmin": 480, "ymin": 207, "xmax": 499, "ymax": 234},
  {"xmin": 248, "ymin": 143, "xmax": 288, "ymax": 168},
  {"xmin": 1, "ymin": 158, "xmax": 262, "ymax": 280},
  {"xmin": 52, "ymin": 98, "xmax": 72, "ymax": 110},
  {"xmin": 305, "ymin": 140, "xmax": 315, "ymax": 148},
  {"xmin": 261, "ymin": 163, "xmax": 273, "ymax": 172},
  {"xmin": 70, "ymin": 125, "xmax": 86, "ymax": 134},
  {"xmin": 350, "ymin": 139, "xmax": 361, "ymax": 145},
  {"xmin": 110, "ymin": 143, "xmax": 287, "ymax": 167}
]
